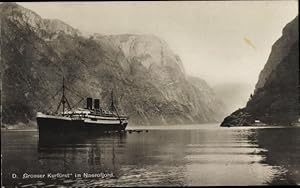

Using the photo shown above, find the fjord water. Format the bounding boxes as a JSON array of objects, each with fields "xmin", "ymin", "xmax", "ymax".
[{"xmin": 2, "ymin": 124, "xmax": 300, "ymax": 186}]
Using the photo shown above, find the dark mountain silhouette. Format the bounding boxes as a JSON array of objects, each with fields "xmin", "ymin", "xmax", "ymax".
[{"xmin": 221, "ymin": 16, "xmax": 299, "ymax": 127}]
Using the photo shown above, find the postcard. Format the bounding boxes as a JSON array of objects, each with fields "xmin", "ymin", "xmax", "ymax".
[{"xmin": 1, "ymin": 1, "xmax": 299, "ymax": 187}]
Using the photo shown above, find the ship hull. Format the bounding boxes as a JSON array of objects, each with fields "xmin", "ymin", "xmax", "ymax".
[{"xmin": 37, "ymin": 115, "xmax": 127, "ymax": 137}]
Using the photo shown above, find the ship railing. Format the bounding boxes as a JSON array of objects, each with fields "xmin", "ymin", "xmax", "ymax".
[{"xmin": 71, "ymin": 116, "xmax": 83, "ymax": 120}]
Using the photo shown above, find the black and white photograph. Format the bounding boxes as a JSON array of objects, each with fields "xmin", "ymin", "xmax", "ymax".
[{"xmin": 0, "ymin": 1, "xmax": 299, "ymax": 186}]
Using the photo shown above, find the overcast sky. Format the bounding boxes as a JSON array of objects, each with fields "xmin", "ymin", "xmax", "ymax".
[{"xmin": 20, "ymin": 1, "xmax": 298, "ymax": 88}]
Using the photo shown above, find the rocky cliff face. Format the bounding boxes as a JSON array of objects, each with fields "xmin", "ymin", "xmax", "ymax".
[
  {"xmin": 0, "ymin": 3, "xmax": 225, "ymax": 126},
  {"xmin": 255, "ymin": 16, "xmax": 299, "ymax": 90},
  {"xmin": 221, "ymin": 16, "xmax": 299, "ymax": 127},
  {"xmin": 43, "ymin": 19, "xmax": 81, "ymax": 36}
]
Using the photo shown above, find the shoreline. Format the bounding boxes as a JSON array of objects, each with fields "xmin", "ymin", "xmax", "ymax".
[
  {"xmin": 1, "ymin": 128, "xmax": 38, "ymax": 131},
  {"xmin": 2, "ymin": 124, "xmax": 299, "ymax": 132}
]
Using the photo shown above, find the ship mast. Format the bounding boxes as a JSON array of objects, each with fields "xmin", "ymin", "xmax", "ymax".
[
  {"xmin": 110, "ymin": 90, "xmax": 114, "ymax": 112},
  {"xmin": 62, "ymin": 77, "xmax": 65, "ymax": 115},
  {"xmin": 56, "ymin": 77, "xmax": 72, "ymax": 116},
  {"xmin": 110, "ymin": 90, "xmax": 122, "ymax": 124}
]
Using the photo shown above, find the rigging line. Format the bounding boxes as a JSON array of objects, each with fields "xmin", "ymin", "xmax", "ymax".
[
  {"xmin": 64, "ymin": 85, "xmax": 85, "ymax": 99},
  {"xmin": 113, "ymin": 104, "xmax": 122, "ymax": 124},
  {"xmin": 64, "ymin": 96, "xmax": 72, "ymax": 111},
  {"xmin": 62, "ymin": 77, "xmax": 72, "ymax": 112},
  {"xmin": 49, "ymin": 86, "xmax": 63, "ymax": 100},
  {"xmin": 55, "ymin": 96, "xmax": 63, "ymax": 114},
  {"xmin": 71, "ymin": 97, "xmax": 84, "ymax": 109},
  {"xmin": 43, "ymin": 86, "xmax": 64, "ymax": 112},
  {"xmin": 37, "ymin": 86, "xmax": 63, "ymax": 112},
  {"xmin": 63, "ymin": 86, "xmax": 85, "ymax": 110},
  {"xmin": 68, "ymin": 86, "xmax": 85, "ymax": 99},
  {"xmin": 111, "ymin": 90, "xmax": 122, "ymax": 124},
  {"xmin": 45, "ymin": 101, "xmax": 57, "ymax": 113},
  {"xmin": 55, "ymin": 94, "xmax": 72, "ymax": 113}
]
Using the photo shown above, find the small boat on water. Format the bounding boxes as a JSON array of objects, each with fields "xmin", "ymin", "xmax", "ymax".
[
  {"xmin": 36, "ymin": 78, "xmax": 128, "ymax": 136},
  {"xmin": 291, "ymin": 118, "xmax": 300, "ymax": 126},
  {"xmin": 253, "ymin": 120, "xmax": 267, "ymax": 126}
]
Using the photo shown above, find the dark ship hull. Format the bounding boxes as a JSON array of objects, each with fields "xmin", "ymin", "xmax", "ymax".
[{"xmin": 37, "ymin": 114, "xmax": 127, "ymax": 136}]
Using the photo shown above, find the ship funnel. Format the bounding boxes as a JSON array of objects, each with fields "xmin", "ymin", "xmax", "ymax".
[
  {"xmin": 94, "ymin": 99, "xmax": 100, "ymax": 110},
  {"xmin": 87, "ymin": 97, "xmax": 93, "ymax": 110}
]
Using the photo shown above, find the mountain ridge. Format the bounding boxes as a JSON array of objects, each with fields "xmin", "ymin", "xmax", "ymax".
[{"xmin": 1, "ymin": 3, "xmax": 226, "ymax": 126}]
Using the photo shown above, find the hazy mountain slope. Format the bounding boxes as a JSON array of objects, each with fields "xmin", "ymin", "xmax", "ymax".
[
  {"xmin": 1, "ymin": 3, "xmax": 226, "ymax": 126},
  {"xmin": 221, "ymin": 16, "xmax": 299, "ymax": 126},
  {"xmin": 213, "ymin": 83, "xmax": 254, "ymax": 114}
]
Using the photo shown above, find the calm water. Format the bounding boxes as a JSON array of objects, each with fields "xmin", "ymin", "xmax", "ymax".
[{"xmin": 2, "ymin": 124, "xmax": 300, "ymax": 186}]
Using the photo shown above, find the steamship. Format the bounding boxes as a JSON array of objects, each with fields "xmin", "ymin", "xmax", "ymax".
[{"xmin": 36, "ymin": 78, "xmax": 128, "ymax": 136}]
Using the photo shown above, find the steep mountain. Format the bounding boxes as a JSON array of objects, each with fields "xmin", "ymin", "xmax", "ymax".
[
  {"xmin": 255, "ymin": 16, "xmax": 299, "ymax": 90},
  {"xmin": 221, "ymin": 16, "xmax": 299, "ymax": 127},
  {"xmin": 0, "ymin": 3, "xmax": 225, "ymax": 126}
]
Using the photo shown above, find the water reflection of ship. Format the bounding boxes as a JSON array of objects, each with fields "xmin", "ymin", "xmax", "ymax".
[{"xmin": 38, "ymin": 133, "xmax": 126, "ymax": 175}]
